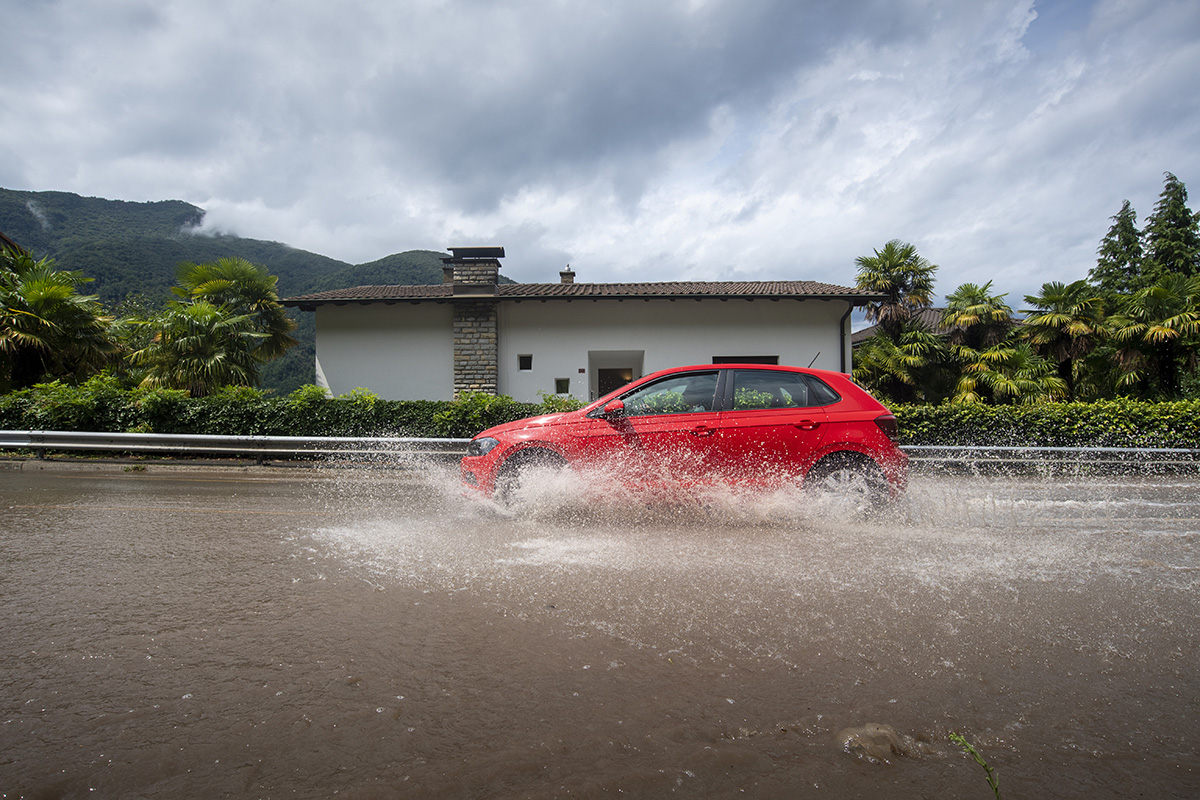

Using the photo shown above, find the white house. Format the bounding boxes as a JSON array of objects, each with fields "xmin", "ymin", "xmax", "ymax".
[{"xmin": 282, "ymin": 247, "xmax": 883, "ymax": 403}]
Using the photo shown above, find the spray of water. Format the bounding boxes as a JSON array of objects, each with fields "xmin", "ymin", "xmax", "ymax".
[{"xmin": 301, "ymin": 452, "xmax": 1200, "ymax": 667}]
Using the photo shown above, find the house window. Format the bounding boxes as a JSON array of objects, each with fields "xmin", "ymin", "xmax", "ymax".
[
  {"xmin": 518, "ymin": 354, "xmax": 533, "ymax": 371},
  {"xmin": 712, "ymin": 356, "xmax": 779, "ymax": 365},
  {"xmin": 554, "ymin": 378, "xmax": 570, "ymax": 394}
]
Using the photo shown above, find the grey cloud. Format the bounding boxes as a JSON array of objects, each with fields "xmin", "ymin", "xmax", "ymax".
[
  {"xmin": 349, "ymin": 1, "xmax": 935, "ymax": 209},
  {"xmin": 1, "ymin": 0, "xmax": 1197, "ymax": 295}
]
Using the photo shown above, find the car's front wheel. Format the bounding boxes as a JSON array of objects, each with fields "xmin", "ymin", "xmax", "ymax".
[
  {"xmin": 493, "ymin": 448, "xmax": 568, "ymax": 506},
  {"xmin": 804, "ymin": 452, "xmax": 890, "ymax": 516}
]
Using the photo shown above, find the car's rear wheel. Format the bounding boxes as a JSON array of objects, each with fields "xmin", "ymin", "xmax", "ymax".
[
  {"xmin": 804, "ymin": 452, "xmax": 890, "ymax": 516},
  {"xmin": 494, "ymin": 448, "xmax": 568, "ymax": 505}
]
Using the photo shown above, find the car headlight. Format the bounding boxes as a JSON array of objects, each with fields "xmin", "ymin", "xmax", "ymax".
[{"xmin": 466, "ymin": 437, "xmax": 500, "ymax": 457}]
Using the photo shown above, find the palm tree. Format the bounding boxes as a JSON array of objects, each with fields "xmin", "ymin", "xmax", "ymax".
[
  {"xmin": 942, "ymin": 281, "xmax": 1014, "ymax": 350},
  {"xmin": 942, "ymin": 282, "xmax": 1022, "ymax": 403},
  {"xmin": 1109, "ymin": 274, "xmax": 1200, "ymax": 397},
  {"xmin": 853, "ymin": 320, "xmax": 947, "ymax": 403},
  {"xmin": 0, "ymin": 246, "xmax": 114, "ymax": 392},
  {"xmin": 175, "ymin": 257, "xmax": 297, "ymax": 360},
  {"xmin": 133, "ymin": 301, "xmax": 265, "ymax": 396},
  {"xmin": 956, "ymin": 341, "xmax": 1067, "ymax": 405},
  {"xmin": 1021, "ymin": 280, "xmax": 1108, "ymax": 400},
  {"xmin": 855, "ymin": 240, "xmax": 938, "ymax": 341}
]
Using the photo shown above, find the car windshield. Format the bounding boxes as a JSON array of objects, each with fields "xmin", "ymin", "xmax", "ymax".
[{"xmin": 622, "ymin": 372, "xmax": 718, "ymax": 416}]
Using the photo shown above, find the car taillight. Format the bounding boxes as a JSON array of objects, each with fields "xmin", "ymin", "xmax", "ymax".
[{"xmin": 874, "ymin": 413, "xmax": 899, "ymax": 441}]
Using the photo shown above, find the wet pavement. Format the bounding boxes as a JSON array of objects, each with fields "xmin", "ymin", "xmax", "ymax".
[{"xmin": 1, "ymin": 460, "xmax": 1198, "ymax": 798}]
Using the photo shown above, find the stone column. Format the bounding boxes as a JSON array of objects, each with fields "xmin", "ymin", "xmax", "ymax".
[
  {"xmin": 442, "ymin": 248, "xmax": 503, "ymax": 397},
  {"xmin": 452, "ymin": 300, "xmax": 498, "ymax": 396}
]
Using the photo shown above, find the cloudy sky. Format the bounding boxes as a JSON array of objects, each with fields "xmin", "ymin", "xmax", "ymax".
[{"xmin": 2, "ymin": 0, "xmax": 1198, "ymax": 304}]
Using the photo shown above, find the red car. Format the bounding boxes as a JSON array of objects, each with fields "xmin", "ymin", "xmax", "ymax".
[{"xmin": 460, "ymin": 364, "xmax": 907, "ymax": 509}]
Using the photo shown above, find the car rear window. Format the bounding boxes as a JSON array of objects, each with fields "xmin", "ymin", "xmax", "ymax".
[
  {"xmin": 804, "ymin": 375, "xmax": 841, "ymax": 405},
  {"xmin": 729, "ymin": 370, "xmax": 840, "ymax": 409}
]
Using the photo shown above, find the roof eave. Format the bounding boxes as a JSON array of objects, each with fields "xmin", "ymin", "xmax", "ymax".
[{"xmin": 282, "ymin": 290, "xmax": 886, "ymax": 310}]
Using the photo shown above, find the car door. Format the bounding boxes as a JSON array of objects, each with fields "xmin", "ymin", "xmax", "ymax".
[
  {"xmin": 571, "ymin": 370, "xmax": 722, "ymax": 485},
  {"xmin": 714, "ymin": 368, "xmax": 830, "ymax": 485}
]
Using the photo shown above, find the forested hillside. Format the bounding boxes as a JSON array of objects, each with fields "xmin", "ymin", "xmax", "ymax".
[{"xmin": 0, "ymin": 188, "xmax": 457, "ymax": 393}]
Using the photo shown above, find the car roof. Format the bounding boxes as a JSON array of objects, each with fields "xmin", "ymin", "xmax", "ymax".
[
  {"xmin": 650, "ymin": 363, "xmax": 848, "ymax": 379},
  {"xmin": 581, "ymin": 363, "xmax": 855, "ymax": 412}
]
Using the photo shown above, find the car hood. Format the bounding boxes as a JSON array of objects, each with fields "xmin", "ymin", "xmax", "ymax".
[{"xmin": 474, "ymin": 410, "xmax": 583, "ymax": 439}]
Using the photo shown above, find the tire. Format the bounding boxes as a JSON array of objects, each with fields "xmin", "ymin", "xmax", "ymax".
[
  {"xmin": 804, "ymin": 452, "xmax": 890, "ymax": 517},
  {"xmin": 493, "ymin": 449, "xmax": 567, "ymax": 505}
]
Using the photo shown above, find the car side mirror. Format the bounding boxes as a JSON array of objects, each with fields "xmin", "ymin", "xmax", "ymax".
[{"xmin": 602, "ymin": 399, "xmax": 626, "ymax": 419}]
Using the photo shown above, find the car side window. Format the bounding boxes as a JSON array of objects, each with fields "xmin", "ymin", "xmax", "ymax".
[
  {"xmin": 730, "ymin": 370, "xmax": 826, "ymax": 410},
  {"xmin": 622, "ymin": 372, "xmax": 719, "ymax": 416},
  {"xmin": 805, "ymin": 375, "xmax": 840, "ymax": 405}
]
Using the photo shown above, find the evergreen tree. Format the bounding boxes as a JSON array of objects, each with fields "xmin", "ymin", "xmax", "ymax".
[
  {"xmin": 1142, "ymin": 172, "xmax": 1200, "ymax": 283},
  {"xmin": 1090, "ymin": 200, "xmax": 1144, "ymax": 296}
]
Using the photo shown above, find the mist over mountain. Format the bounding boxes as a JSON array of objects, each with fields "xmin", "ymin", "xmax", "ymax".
[{"xmin": 0, "ymin": 188, "xmax": 454, "ymax": 392}]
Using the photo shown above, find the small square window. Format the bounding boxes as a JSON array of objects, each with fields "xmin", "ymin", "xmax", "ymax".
[
  {"xmin": 554, "ymin": 378, "xmax": 570, "ymax": 394},
  {"xmin": 518, "ymin": 354, "xmax": 533, "ymax": 371}
]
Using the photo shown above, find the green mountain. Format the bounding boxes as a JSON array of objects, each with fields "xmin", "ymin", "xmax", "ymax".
[{"xmin": 0, "ymin": 188, "xmax": 455, "ymax": 393}]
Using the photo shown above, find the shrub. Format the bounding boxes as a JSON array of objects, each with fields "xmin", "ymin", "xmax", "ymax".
[
  {"xmin": 3, "ymin": 381, "xmax": 1200, "ymax": 448},
  {"xmin": 892, "ymin": 398, "xmax": 1200, "ymax": 449},
  {"xmin": 432, "ymin": 392, "xmax": 539, "ymax": 438},
  {"xmin": 536, "ymin": 391, "xmax": 585, "ymax": 414}
]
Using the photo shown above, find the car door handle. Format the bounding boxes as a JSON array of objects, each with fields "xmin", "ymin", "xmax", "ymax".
[
  {"xmin": 794, "ymin": 420, "xmax": 820, "ymax": 431},
  {"xmin": 690, "ymin": 425, "xmax": 715, "ymax": 437}
]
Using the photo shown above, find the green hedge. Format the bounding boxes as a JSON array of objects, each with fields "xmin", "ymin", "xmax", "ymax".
[
  {"xmin": 892, "ymin": 399, "xmax": 1200, "ymax": 449},
  {"xmin": 3, "ymin": 378, "xmax": 1200, "ymax": 448},
  {"xmin": 0, "ymin": 378, "xmax": 555, "ymax": 439}
]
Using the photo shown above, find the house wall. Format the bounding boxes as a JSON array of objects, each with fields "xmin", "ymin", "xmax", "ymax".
[
  {"xmin": 497, "ymin": 298, "xmax": 851, "ymax": 402},
  {"xmin": 314, "ymin": 303, "xmax": 454, "ymax": 399},
  {"xmin": 311, "ymin": 297, "xmax": 853, "ymax": 402}
]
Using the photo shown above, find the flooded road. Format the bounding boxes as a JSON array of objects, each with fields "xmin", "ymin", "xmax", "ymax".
[{"xmin": 1, "ymin": 461, "xmax": 1198, "ymax": 798}]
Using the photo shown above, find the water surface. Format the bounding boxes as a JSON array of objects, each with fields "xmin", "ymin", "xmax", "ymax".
[{"xmin": 1, "ymin": 462, "xmax": 1197, "ymax": 798}]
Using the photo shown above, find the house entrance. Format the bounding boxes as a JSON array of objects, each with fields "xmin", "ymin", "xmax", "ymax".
[
  {"xmin": 597, "ymin": 369, "xmax": 634, "ymax": 397},
  {"xmin": 588, "ymin": 350, "xmax": 644, "ymax": 401}
]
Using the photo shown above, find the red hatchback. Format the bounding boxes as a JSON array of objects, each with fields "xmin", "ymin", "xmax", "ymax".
[{"xmin": 460, "ymin": 364, "xmax": 907, "ymax": 509}]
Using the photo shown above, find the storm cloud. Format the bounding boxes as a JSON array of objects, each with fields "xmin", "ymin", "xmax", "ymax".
[{"xmin": 1, "ymin": 0, "xmax": 1197, "ymax": 302}]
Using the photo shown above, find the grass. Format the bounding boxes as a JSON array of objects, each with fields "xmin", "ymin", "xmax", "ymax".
[{"xmin": 950, "ymin": 732, "xmax": 1001, "ymax": 798}]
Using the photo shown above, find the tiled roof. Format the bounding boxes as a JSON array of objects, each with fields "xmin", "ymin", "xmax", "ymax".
[
  {"xmin": 851, "ymin": 307, "xmax": 956, "ymax": 345},
  {"xmin": 283, "ymin": 280, "xmax": 883, "ymax": 308}
]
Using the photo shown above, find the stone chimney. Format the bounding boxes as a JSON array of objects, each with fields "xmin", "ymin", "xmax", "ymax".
[
  {"xmin": 443, "ymin": 246, "xmax": 504, "ymax": 397},
  {"xmin": 442, "ymin": 246, "xmax": 502, "ymax": 295},
  {"xmin": 559, "ymin": 265, "xmax": 575, "ymax": 284}
]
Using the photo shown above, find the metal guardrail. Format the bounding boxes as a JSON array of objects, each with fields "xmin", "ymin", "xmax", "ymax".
[
  {"xmin": 0, "ymin": 430, "xmax": 472, "ymax": 464},
  {"xmin": 3, "ymin": 432, "xmax": 1200, "ymax": 472},
  {"xmin": 903, "ymin": 444, "xmax": 1200, "ymax": 472}
]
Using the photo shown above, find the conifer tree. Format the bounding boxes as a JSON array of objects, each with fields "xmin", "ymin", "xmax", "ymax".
[
  {"xmin": 1142, "ymin": 172, "xmax": 1200, "ymax": 283},
  {"xmin": 1090, "ymin": 200, "xmax": 1144, "ymax": 297}
]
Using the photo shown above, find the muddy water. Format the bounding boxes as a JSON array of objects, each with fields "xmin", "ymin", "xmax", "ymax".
[{"xmin": 1, "ymin": 462, "xmax": 1198, "ymax": 799}]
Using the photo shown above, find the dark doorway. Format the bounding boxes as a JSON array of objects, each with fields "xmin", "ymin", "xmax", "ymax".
[{"xmin": 597, "ymin": 368, "xmax": 634, "ymax": 397}]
